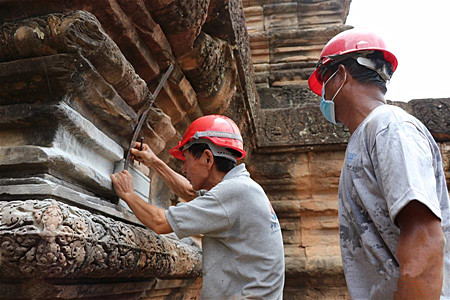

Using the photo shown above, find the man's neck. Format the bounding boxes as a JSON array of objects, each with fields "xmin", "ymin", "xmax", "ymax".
[
  {"xmin": 339, "ymin": 85, "xmax": 386, "ymax": 133},
  {"xmin": 203, "ymin": 169, "xmax": 227, "ymax": 191}
]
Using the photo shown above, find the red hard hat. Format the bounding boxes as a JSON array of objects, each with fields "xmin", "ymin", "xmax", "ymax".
[
  {"xmin": 308, "ymin": 29, "xmax": 398, "ymax": 96},
  {"xmin": 169, "ymin": 115, "xmax": 246, "ymax": 161}
]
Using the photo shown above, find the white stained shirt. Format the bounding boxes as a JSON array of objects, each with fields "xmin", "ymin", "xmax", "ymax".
[{"xmin": 338, "ymin": 104, "xmax": 450, "ymax": 299}]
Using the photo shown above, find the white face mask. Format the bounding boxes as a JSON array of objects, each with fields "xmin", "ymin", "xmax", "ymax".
[{"xmin": 320, "ymin": 70, "xmax": 346, "ymax": 124}]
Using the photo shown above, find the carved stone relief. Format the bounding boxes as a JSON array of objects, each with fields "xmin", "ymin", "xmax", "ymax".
[{"xmin": 0, "ymin": 199, "xmax": 201, "ymax": 280}]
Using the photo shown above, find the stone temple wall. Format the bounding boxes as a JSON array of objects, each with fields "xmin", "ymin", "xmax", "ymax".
[
  {"xmin": 242, "ymin": 0, "xmax": 450, "ymax": 299},
  {"xmin": 0, "ymin": 0, "xmax": 258, "ymax": 298},
  {"xmin": 0, "ymin": 0, "xmax": 449, "ymax": 299}
]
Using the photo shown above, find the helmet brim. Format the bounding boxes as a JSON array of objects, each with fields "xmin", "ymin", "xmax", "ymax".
[
  {"xmin": 169, "ymin": 145, "xmax": 186, "ymax": 161},
  {"xmin": 308, "ymin": 69, "xmax": 323, "ymax": 96}
]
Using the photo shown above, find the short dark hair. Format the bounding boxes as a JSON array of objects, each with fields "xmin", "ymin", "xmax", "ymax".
[
  {"xmin": 324, "ymin": 51, "xmax": 393, "ymax": 95},
  {"xmin": 187, "ymin": 143, "xmax": 237, "ymax": 173}
]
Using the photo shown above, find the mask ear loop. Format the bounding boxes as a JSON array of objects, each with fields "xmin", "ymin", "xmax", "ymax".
[
  {"xmin": 331, "ymin": 70, "xmax": 347, "ymax": 102},
  {"xmin": 324, "ymin": 69, "xmax": 338, "ymax": 86}
]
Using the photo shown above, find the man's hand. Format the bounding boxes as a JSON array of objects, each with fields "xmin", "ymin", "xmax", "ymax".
[
  {"xmin": 129, "ymin": 141, "xmax": 197, "ymax": 201},
  {"xmin": 130, "ymin": 142, "xmax": 159, "ymax": 166},
  {"xmin": 110, "ymin": 170, "xmax": 135, "ymax": 201},
  {"xmin": 110, "ymin": 169, "xmax": 173, "ymax": 234},
  {"xmin": 394, "ymin": 200, "xmax": 445, "ymax": 299}
]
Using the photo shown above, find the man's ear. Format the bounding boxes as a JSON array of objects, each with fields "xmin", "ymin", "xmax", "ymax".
[{"xmin": 203, "ymin": 150, "xmax": 215, "ymax": 169}]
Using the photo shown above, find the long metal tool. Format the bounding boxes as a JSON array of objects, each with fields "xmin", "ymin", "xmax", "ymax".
[{"xmin": 124, "ymin": 64, "xmax": 174, "ymax": 170}]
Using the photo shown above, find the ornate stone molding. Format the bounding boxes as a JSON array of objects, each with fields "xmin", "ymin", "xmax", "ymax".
[
  {"xmin": 0, "ymin": 199, "xmax": 201, "ymax": 280},
  {"xmin": 254, "ymin": 95, "xmax": 449, "ymax": 152},
  {"xmin": 256, "ymin": 105, "xmax": 350, "ymax": 149}
]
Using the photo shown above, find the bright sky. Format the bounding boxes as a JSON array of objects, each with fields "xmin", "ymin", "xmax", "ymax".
[{"xmin": 345, "ymin": 0, "xmax": 450, "ymax": 102}]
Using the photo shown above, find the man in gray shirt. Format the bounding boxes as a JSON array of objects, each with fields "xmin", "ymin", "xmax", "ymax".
[
  {"xmin": 111, "ymin": 115, "xmax": 285, "ymax": 299},
  {"xmin": 308, "ymin": 29, "xmax": 449, "ymax": 299}
]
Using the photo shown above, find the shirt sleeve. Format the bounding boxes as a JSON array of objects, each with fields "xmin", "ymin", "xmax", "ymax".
[
  {"xmin": 372, "ymin": 121, "xmax": 442, "ymax": 225},
  {"xmin": 165, "ymin": 191, "xmax": 231, "ymax": 239}
]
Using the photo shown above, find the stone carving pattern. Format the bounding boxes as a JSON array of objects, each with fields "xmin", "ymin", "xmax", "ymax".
[
  {"xmin": 259, "ymin": 106, "xmax": 349, "ymax": 147},
  {"xmin": 149, "ymin": 0, "xmax": 210, "ymax": 33},
  {"xmin": 0, "ymin": 200, "xmax": 201, "ymax": 280}
]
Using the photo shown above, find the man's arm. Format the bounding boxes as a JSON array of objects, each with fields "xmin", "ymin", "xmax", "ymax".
[
  {"xmin": 394, "ymin": 200, "xmax": 445, "ymax": 300},
  {"xmin": 130, "ymin": 142, "xmax": 197, "ymax": 201},
  {"xmin": 110, "ymin": 170, "xmax": 173, "ymax": 234}
]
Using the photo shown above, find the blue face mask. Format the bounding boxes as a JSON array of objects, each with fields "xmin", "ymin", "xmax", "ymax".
[{"xmin": 320, "ymin": 70, "xmax": 346, "ymax": 124}]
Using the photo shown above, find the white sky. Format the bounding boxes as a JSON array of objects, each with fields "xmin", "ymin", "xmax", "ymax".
[{"xmin": 345, "ymin": 0, "xmax": 450, "ymax": 102}]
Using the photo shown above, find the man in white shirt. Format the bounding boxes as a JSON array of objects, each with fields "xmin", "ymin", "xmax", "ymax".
[{"xmin": 308, "ymin": 29, "xmax": 449, "ymax": 299}]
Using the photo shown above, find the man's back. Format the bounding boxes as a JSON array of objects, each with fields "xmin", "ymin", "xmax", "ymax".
[{"xmin": 338, "ymin": 104, "xmax": 450, "ymax": 299}]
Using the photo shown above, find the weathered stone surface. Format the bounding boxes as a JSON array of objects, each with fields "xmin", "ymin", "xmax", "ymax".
[
  {"xmin": 410, "ymin": 98, "xmax": 450, "ymax": 141},
  {"xmin": 245, "ymin": 3, "xmax": 448, "ymax": 300},
  {"xmin": 0, "ymin": 1, "xmax": 258, "ymax": 297},
  {"xmin": 0, "ymin": 199, "xmax": 201, "ymax": 298},
  {"xmin": 202, "ymin": 0, "xmax": 265, "ymax": 101},
  {"xmin": 94, "ymin": 0, "xmax": 162, "ymax": 81},
  {"xmin": 141, "ymin": 278, "xmax": 202, "ymax": 299},
  {"xmin": 0, "ymin": 279, "xmax": 157, "ymax": 299},
  {"xmin": 242, "ymin": 1, "xmax": 352, "ymax": 298},
  {"xmin": 147, "ymin": 108, "xmax": 177, "ymax": 143},
  {"xmin": 227, "ymin": 0, "xmax": 259, "ymax": 127},
  {"xmin": 256, "ymin": 105, "xmax": 350, "ymax": 148},
  {"xmin": 248, "ymin": 148, "xmax": 346, "ymax": 298},
  {"xmin": 0, "ymin": 101, "xmax": 123, "ymax": 196},
  {"xmin": 0, "ymin": 54, "xmax": 137, "ymax": 147},
  {"xmin": 148, "ymin": 0, "xmax": 210, "ymax": 58},
  {"xmin": 0, "ymin": 176, "xmax": 143, "ymax": 224},
  {"xmin": 82, "ymin": 1, "xmax": 201, "ymax": 126},
  {"xmin": 0, "ymin": 52, "xmax": 181, "ymax": 158},
  {"xmin": 255, "ymin": 96, "xmax": 450, "ymax": 150},
  {"xmin": 178, "ymin": 32, "xmax": 237, "ymax": 114},
  {"xmin": 264, "ymin": 3, "xmax": 298, "ymax": 31},
  {"xmin": 250, "ymin": 24, "xmax": 351, "ymax": 88},
  {"xmin": 441, "ymin": 143, "xmax": 450, "ymax": 188},
  {"xmin": 0, "ymin": 11, "xmax": 150, "ymax": 111},
  {"xmin": 0, "ymin": 0, "xmax": 203, "ymax": 130}
]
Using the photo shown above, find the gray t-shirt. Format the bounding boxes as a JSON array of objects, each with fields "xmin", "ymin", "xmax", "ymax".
[
  {"xmin": 166, "ymin": 163, "xmax": 285, "ymax": 299},
  {"xmin": 339, "ymin": 104, "xmax": 450, "ymax": 299}
]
